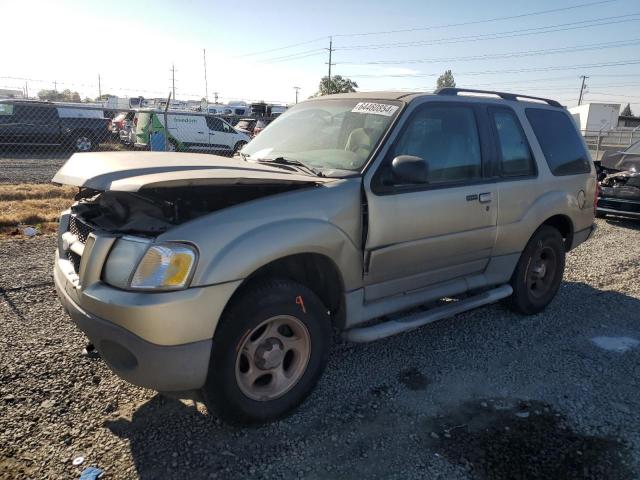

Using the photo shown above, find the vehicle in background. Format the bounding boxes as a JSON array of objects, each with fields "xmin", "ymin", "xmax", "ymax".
[
  {"xmin": 596, "ymin": 139, "xmax": 640, "ymax": 220},
  {"xmin": 53, "ymin": 88, "xmax": 596, "ymax": 424},
  {"xmin": 234, "ymin": 118, "xmax": 270, "ymax": 137},
  {"xmin": 111, "ymin": 111, "xmax": 135, "ymax": 136},
  {"xmin": 569, "ymin": 102, "xmax": 620, "ymax": 133},
  {"xmin": 0, "ymin": 100, "xmax": 110, "ymax": 152},
  {"xmin": 133, "ymin": 109, "xmax": 250, "ymax": 154},
  {"xmin": 207, "ymin": 104, "xmax": 232, "ymax": 115}
]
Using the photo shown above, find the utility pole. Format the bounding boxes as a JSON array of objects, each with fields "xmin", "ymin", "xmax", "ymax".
[
  {"xmin": 203, "ymin": 49, "xmax": 209, "ymax": 104},
  {"xmin": 98, "ymin": 74, "xmax": 102, "ymax": 99},
  {"xmin": 294, "ymin": 86, "xmax": 300, "ymax": 104},
  {"xmin": 578, "ymin": 75, "xmax": 589, "ymax": 105},
  {"xmin": 53, "ymin": 80, "xmax": 57, "ymax": 92},
  {"xmin": 325, "ymin": 36, "xmax": 335, "ymax": 82},
  {"xmin": 24, "ymin": 81, "xmax": 28, "ymax": 99},
  {"xmin": 170, "ymin": 63, "xmax": 176, "ymax": 100}
]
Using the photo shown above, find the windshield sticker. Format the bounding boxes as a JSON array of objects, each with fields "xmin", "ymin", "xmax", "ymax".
[{"xmin": 351, "ymin": 102, "xmax": 399, "ymax": 116}]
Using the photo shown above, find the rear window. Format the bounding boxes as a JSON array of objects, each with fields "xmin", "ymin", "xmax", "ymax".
[{"xmin": 525, "ymin": 108, "xmax": 590, "ymax": 176}]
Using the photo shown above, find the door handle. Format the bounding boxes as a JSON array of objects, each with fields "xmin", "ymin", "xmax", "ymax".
[
  {"xmin": 478, "ymin": 192, "xmax": 492, "ymax": 203},
  {"xmin": 197, "ymin": 131, "xmax": 204, "ymax": 134}
]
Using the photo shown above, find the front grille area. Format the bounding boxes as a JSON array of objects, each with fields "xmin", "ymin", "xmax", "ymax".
[
  {"xmin": 69, "ymin": 215, "xmax": 95, "ymax": 244},
  {"xmin": 67, "ymin": 251, "xmax": 82, "ymax": 273},
  {"xmin": 598, "ymin": 197, "xmax": 640, "ymax": 214}
]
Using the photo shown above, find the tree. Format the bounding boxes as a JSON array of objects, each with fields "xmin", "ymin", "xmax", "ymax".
[
  {"xmin": 316, "ymin": 75, "xmax": 358, "ymax": 96},
  {"xmin": 37, "ymin": 89, "xmax": 82, "ymax": 102},
  {"xmin": 621, "ymin": 103, "xmax": 634, "ymax": 117},
  {"xmin": 436, "ymin": 70, "xmax": 456, "ymax": 89},
  {"xmin": 95, "ymin": 94, "xmax": 115, "ymax": 102}
]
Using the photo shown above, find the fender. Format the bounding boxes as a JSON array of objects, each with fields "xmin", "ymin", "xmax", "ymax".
[{"xmin": 194, "ymin": 218, "xmax": 362, "ymax": 289}]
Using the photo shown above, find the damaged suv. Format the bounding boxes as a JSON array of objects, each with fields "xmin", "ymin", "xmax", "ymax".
[
  {"xmin": 596, "ymin": 139, "xmax": 640, "ymax": 219},
  {"xmin": 54, "ymin": 88, "xmax": 596, "ymax": 424}
]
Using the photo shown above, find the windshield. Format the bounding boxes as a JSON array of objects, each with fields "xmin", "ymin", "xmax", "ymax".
[
  {"xmin": 242, "ymin": 99, "xmax": 402, "ymax": 172},
  {"xmin": 625, "ymin": 139, "xmax": 640, "ymax": 154}
]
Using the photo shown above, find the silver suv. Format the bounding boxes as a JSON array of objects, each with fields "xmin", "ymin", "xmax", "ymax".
[{"xmin": 53, "ymin": 88, "xmax": 596, "ymax": 424}]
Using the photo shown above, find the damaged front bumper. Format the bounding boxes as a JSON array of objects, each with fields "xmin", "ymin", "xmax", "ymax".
[
  {"xmin": 54, "ymin": 212, "xmax": 241, "ymax": 394},
  {"xmin": 597, "ymin": 196, "xmax": 640, "ymax": 218}
]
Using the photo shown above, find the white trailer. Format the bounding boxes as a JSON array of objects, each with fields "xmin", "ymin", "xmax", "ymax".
[{"xmin": 568, "ymin": 103, "xmax": 620, "ymax": 133}]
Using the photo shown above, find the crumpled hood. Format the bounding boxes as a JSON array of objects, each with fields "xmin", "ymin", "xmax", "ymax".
[
  {"xmin": 600, "ymin": 149, "xmax": 640, "ymax": 173},
  {"xmin": 52, "ymin": 152, "xmax": 330, "ymax": 192}
]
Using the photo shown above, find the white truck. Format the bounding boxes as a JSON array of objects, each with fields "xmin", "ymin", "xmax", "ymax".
[{"xmin": 569, "ymin": 103, "xmax": 620, "ymax": 134}]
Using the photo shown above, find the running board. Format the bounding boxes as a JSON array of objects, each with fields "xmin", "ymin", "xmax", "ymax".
[{"xmin": 343, "ymin": 284, "xmax": 513, "ymax": 343}]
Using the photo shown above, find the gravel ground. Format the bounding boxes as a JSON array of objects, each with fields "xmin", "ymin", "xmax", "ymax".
[
  {"xmin": 0, "ymin": 152, "xmax": 69, "ymax": 184},
  {"xmin": 1, "ymin": 218, "xmax": 640, "ymax": 479}
]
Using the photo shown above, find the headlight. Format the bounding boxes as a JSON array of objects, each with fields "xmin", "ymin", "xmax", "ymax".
[
  {"xmin": 103, "ymin": 239, "xmax": 197, "ymax": 291},
  {"xmin": 130, "ymin": 243, "xmax": 197, "ymax": 290}
]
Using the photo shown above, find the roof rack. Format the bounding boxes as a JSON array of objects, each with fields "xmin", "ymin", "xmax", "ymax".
[{"xmin": 434, "ymin": 87, "xmax": 562, "ymax": 108}]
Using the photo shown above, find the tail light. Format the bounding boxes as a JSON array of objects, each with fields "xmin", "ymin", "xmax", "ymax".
[{"xmin": 134, "ymin": 117, "xmax": 138, "ymax": 126}]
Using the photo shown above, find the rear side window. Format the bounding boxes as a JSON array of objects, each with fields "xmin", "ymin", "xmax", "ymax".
[
  {"xmin": 525, "ymin": 108, "xmax": 590, "ymax": 175},
  {"xmin": 0, "ymin": 104, "xmax": 14, "ymax": 116},
  {"xmin": 489, "ymin": 108, "xmax": 535, "ymax": 177}
]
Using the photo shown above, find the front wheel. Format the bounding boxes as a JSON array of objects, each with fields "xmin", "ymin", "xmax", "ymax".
[
  {"xmin": 505, "ymin": 225, "xmax": 565, "ymax": 315},
  {"xmin": 233, "ymin": 140, "xmax": 247, "ymax": 153},
  {"xmin": 201, "ymin": 279, "xmax": 331, "ymax": 424}
]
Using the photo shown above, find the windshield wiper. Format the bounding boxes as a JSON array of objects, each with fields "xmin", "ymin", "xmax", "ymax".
[{"xmin": 254, "ymin": 157, "xmax": 324, "ymax": 177}]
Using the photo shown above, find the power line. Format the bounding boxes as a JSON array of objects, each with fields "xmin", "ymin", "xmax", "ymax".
[
  {"xmin": 334, "ymin": 0, "xmax": 619, "ymax": 38},
  {"xmin": 343, "ymin": 58, "xmax": 640, "ymax": 78},
  {"xmin": 233, "ymin": 36, "xmax": 327, "ymax": 58},
  {"xmin": 232, "ymin": 0, "xmax": 618, "ymax": 58},
  {"xmin": 336, "ymin": 38, "xmax": 640, "ymax": 65},
  {"xmin": 336, "ymin": 14, "xmax": 640, "ymax": 51}
]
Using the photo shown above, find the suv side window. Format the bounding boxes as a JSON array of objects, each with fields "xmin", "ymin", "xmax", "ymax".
[
  {"xmin": 489, "ymin": 108, "xmax": 535, "ymax": 177},
  {"xmin": 525, "ymin": 108, "xmax": 590, "ymax": 175},
  {"xmin": 388, "ymin": 104, "xmax": 482, "ymax": 185},
  {"xmin": 206, "ymin": 116, "xmax": 224, "ymax": 132}
]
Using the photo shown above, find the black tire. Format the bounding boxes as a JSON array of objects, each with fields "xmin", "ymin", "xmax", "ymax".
[
  {"xmin": 234, "ymin": 140, "xmax": 247, "ymax": 153},
  {"xmin": 595, "ymin": 210, "xmax": 606, "ymax": 219},
  {"xmin": 505, "ymin": 225, "xmax": 565, "ymax": 315},
  {"xmin": 201, "ymin": 279, "xmax": 331, "ymax": 424},
  {"xmin": 71, "ymin": 133, "xmax": 94, "ymax": 152}
]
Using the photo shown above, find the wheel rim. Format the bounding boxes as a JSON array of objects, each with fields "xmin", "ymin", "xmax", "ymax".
[
  {"xmin": 526, "ymin": 244, "xmax": 557, "ymax": 299},
  {"xmin": 235, "ymin": 315, "xmax": 311, "ymax": 401},
  {"xmin": 76, "ymin": 136, "xmax": 92, "ymax": 152}
]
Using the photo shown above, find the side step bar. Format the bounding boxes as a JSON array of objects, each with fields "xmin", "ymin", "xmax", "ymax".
[{"xmin": 344, "ymin": 284, "xmax": 513, "ymax": 343}]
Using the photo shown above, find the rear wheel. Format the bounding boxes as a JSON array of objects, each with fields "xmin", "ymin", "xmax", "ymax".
[
  {"xmin": 505, "ymin": 226, "xmax": 565, "ymax": 315},
  {"xmin": 73, "ymin": 134, "xmax": 93, "ymax": 152},
  {"xmin": 201, "ymin": 279, "xmax": 331, "ymax": 424}
]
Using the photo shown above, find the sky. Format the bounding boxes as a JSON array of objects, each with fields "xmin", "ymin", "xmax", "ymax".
[{"xmin": 1, "ymin": 0, "xmax": 640, "ymax": 111}]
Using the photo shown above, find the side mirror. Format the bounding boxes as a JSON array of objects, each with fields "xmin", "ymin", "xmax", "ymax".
[{"xmin": 391, "ymin": 155, "xmax": 429, "ymax": 184}]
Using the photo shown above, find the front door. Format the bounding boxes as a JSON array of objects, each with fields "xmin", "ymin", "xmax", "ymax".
[{"xmin": 364, "ymin": 102, "xmax": 498, "ymax": 301}]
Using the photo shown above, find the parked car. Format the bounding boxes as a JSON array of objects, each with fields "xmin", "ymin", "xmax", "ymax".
[
  {"xmin": 53, "ymin": 88, "xmax": 596, "ymax": 424},
  {"xmin": 133, "ymin": 109, "xmax": 250, "ymax": 154},
  {"xmin": 234, "ymin": 118, "xmax": 270, "ymax": 137},
  {"xmin": 0, "ymin": 100, "xmax": 110, "ymax": 151},
  {"xmin": 596, "ymin": 140, "xmax": 640, "ymax": 219},
  {"xmin": 110, "ymin": 111, "xmax": 135, "ymax": 136}
]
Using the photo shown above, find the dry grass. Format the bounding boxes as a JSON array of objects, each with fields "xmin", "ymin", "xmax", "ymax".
[{"xmin": 0, "ymin": 184, "xmax": 76, "ymax": 236}]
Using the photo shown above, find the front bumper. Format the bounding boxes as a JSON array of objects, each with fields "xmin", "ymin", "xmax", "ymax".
[
  {"xmin": 54, "ymin": 229, "xmax": 242, "ymax": 393},
  {"xmin": 56, "ymin": 276, "xmax": 212, "ymax": 392},
  {"xmin": 597, "ymin": 196, "xmax": 640, "ymax": 219}
]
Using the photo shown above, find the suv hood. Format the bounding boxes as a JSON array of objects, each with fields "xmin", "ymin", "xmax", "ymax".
[{"xmin": 52, "ymin": 152, "xmax": 330, "ymax": 192}]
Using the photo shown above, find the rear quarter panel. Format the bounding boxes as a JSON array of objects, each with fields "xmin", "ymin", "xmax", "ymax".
[{"xmin": 494, "ymin": 105, "xmax": 596, "ymax": 255}]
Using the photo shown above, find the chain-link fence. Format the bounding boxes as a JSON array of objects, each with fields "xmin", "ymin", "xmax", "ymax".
[{"xmin": 0, "ymin": 99, "xmax": 278, "ymax": 183}]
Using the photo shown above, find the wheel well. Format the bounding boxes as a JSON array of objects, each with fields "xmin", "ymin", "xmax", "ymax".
[
  {"xmin": 541, "ymin": 214, "xmax": 574, "ymax": 251},
  {"xmin": 230, "ymin": 253, "xmax": 345, "ymax": 326}
]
